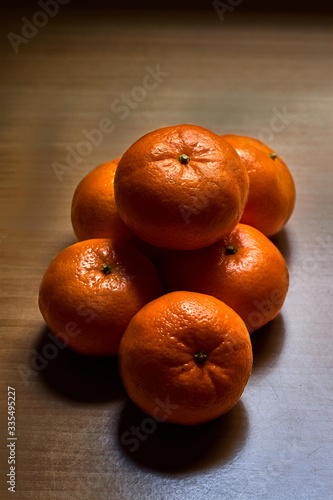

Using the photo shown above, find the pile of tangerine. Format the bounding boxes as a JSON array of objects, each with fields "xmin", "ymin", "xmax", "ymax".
[{"xmin": 39, "ymin": 124, "xmax": 295, "ymax": 425}]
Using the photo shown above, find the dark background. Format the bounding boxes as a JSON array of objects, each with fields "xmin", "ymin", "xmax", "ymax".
[{"xmin": 2, "ymin": 0, "xmax": 333, "ymax": 11}]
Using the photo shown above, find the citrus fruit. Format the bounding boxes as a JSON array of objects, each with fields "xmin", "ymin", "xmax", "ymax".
[
  {"xmin": 162, "ymin": 224, "xmax": 289, "ymax": 332},
  {"xmin": 222, "ymin": 134, "xmax": 296, "ymax": 236},
  {"xmin": 38, "ymin": 238, "xmax": 162, "ymax": 356},
  {"xmin": 71, "ymin": 159, "xmax": 163, "ymax": 260},
  {"xmin": 71, "ymin": 158, "xmax": 131, "ymax": 241},
  {"xmin": 119, "ymin": 291, "xmax": 252, "ymax": 425},
  {"xmin": 114, "ymin": 124, "xmax": 249, "ymax": 250}
]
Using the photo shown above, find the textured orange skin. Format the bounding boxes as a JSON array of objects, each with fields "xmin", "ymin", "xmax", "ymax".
[
  {"xmin": 162, "ymin": 224, "xmax": 289, "ymax": 332},
  {"xmin": 71, "ymin": 159, "xmax": 164, "ymax": 261},
  {"xmin": 71, "ymin": 158, "xmax": 129, "ymax": 241},
  {"xmin": 38, "ymin": 239, "xmax": 163, "ymax": 356},
  {"xmin": 114, "ymin": 125, "xmax": 249, "ymax": 250},
  {"xmin": 222, "ymin": 135, "xmax": 296, "ymax": 237},
  {"xmin": 119, "ymin": 291, "xmax": 252, "ymax": 425}
]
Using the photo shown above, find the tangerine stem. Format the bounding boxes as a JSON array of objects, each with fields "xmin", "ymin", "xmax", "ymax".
[
  {"xmin": 178, "ymin": 154, "xmax": 190, "ymax": 165},
  {"xmin": 226, "ymin": 245, "xmax": 238, "ymax": 255},
  {"xmin": 269, "ymin": 152, "xmax": 277, "ymax": 160},
  {"xmin": 194, "ymin": 351, "xmax": 208, "ymax": 365},
  {"xmin": 100, "ymin": 264, "xmax": 112, "ymax": 274}
]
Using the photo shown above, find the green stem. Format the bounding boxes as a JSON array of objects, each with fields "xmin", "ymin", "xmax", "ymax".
[
  {"xmin": 100, "ymin": 264, "xmax": 112, "ymax": 275},
  {"xmin": 194, "ymin": 351, "xmax": 208, "ymax": 365},
  {"xmin": 178, "ymin": 154, "xmax": 190, "ymax": 165},
  {"xmin": 226, "ymin": 245, "xmax": 238, "ymax": 255}
]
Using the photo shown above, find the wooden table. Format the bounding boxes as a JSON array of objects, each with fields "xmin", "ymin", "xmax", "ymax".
[{"xmin": 1, "ymin": 6, "xmax": 332, "ymax": 500}]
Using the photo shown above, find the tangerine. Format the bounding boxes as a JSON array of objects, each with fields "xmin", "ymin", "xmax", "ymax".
[
  {"xmin": 162, "ymin": 224, "xmax": 289, "ymax": 332},
  {"xmin": 222, "ymin": 134, "xmax": 296, "ymax": 236},
  {"xmin": 39, "ymin": 238, "xmax": 162, "ymax": 356},
  {"xmin": 71, "ymin": 159, "xmax": 163, "ymax": 260},
  {"xmin": 114, "ymin": 124, "xmax": 249, "ymax": 250},
  {"xmin": 119, "ymin": 291, "xmax": 252, "ymax": 425}
]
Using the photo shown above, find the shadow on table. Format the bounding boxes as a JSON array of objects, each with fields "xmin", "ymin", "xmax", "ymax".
[
  {"xmin": 270, "ymin": 228, "xmax": 291, "ymax": 264},
  {"xmin": 117, "ymin": 399, "xmax": 249, "ymax": 473},
  {"xmin": 34, "ymin": 326, "xmax": 126, "ymax": 402},
  {"xmin": 251, "ymin": 314, "xmax": 286, "ymax": 374}
]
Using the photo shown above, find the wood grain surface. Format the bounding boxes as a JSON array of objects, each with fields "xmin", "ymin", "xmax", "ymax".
[{"xmin": 1, "ymin": 6, "xmax": 332, "ymax": 500}]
